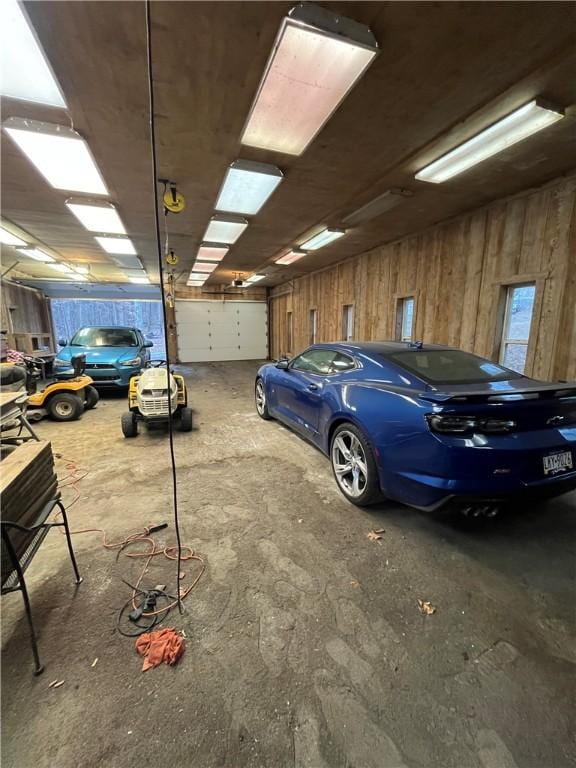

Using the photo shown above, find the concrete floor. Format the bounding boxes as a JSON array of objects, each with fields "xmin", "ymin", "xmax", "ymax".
[{"xmin": 2, "ymin": 361, "xmax": 575, "ymax": 768}]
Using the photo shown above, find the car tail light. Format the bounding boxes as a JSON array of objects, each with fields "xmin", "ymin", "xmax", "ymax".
[{"xmin": 426, "ymin": 415, "xmax": 516, "ymax": 435}]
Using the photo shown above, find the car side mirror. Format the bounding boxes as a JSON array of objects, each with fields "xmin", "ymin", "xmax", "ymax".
[
  {"xmin": 276, "ymin": 359, "xmax": 289, "ymax": 370},
  {"xmin": 143, "ymin": 340, "xmax": 153, "ymax": 348},
  {"xmin": 58, "ymin": 338, "xmax": 68, "ymax": 347}
]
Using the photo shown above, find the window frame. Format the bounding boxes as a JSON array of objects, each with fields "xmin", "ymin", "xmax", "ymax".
[
  {"xmin": 498, "ymin": 281, "xmax": 538, "ymax": 374},
  {"xmin": 394, "ymin": 294, "xmax": 416, "ymax": 343},
  {"xmin": 342, "ymin": 304, "xmax": 354, "ymax": 342},
  {"xmin": 309, "ymin": 308, "xmax": 317, "ymax": 345}
]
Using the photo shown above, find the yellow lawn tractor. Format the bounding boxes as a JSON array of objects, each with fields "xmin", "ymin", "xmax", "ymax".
[
  {"xmin": 122, "ymin": 360, "xmax": 192, "ymax": 437},
  {"xmin": 0, "ymin": 354, "xmax": 99, "ymax": 422}
]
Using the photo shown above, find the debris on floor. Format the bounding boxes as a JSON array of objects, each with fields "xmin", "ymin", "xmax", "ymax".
[
  {"xmin": 135, "ymin": 628, "xmax": 185, "ymax": 671},
  {"xmin": 367, "ymin": 528, "xmax": 385, "ymax": 541},
  {"xmin": 418, "ymin": 598, "xmax": 437, "ymax": 615}
]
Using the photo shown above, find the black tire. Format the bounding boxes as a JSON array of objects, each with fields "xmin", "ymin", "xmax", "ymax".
[
  {"xmin": 121, "ymin": 411, "xmax": 138, "ymax": 438},
  {"xmin": 84, "ymin": 385, "xmax": 99, "ymax": 410},
  {"xmin": 255, "ymin": 378, "xmax": 271, "ymax": 420},
  {"xmin": 48, "ymin": 392, "xmax": 84, "ymax": 422},
  {"xmin": 330, "ymin": 423, "xmax": 382, "ymax": 507},
  {"xmin": 178, "ymin": 406, "xmax": 193, "ymax": 432}
]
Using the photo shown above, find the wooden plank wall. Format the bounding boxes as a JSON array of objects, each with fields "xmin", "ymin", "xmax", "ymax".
[
  {"xmin": 1, "ymin": 281, "xmax": 52, "ymax": 335},
  {"xmin": 270, "ymin": 173, "xmax": 576, "ymax": 381}
]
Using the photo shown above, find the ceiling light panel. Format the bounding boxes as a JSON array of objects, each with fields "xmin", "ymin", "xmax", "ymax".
[
  {"xmin": 66, "ymin": 199, "xmax": 126, "ymax": 234},
  {"xmin": 50, "ymin": 263, "xmax": 73, "ymax": 273},
  {"xmin": 0, "ymin": 0, "xmax": 66, "ymax": 107},
  {"xmin": 128, "ymin": 277, "xmax": 149, "ymax": 284},
  {"xmin": 197, "ymin": 244, "xmax": 229, "ymax": 262},
  {"xmin": 18, "ymin": 248, "xmax": 55, "ymax": 263},
  {"xmin": 3, "ymin": 118, "xmax": 108, "ymax": 194},
  {"xmin": 215, "ymin": 160, "xmax": 283, "ymax": 215},
  {"xmin": 192, "ymin": 262, "xmax": 217, "ymax": 273},
  {"xmin": 113, "ymin": 255, "xmax": 143, "ymax": 270},
  {"xmin": 0, "ymin": 226, "xmax": 27, "ymax": 247},
  {"xmin": 74, "ymin": 266, "xmax": 90, "ymax": 275},
  {"xmin": 187, "ymin": 280, "xmax": 205, "ymax": 287},
  {"xmin": 301, "ymin": 228, "xmax": 346, "ymax": 250},
  {"xmin": 343, "ymin": 188, "xmax": 413, "ymax": 226},
  {"xmin": 275, "ymin": 249, "xmax": 307, "ymax": 265},
  {"xmin": 241, "ymin": 4, "xmax": 378, "ymax": 155},
  {"xmin": 95, "ymin": 236, "xmax": 136, "ymax": 255},
  {"xmin": 203, "ymin": 215, "xmax": 248, "ymax": 244},
  {"xmin": 416, "ymin": 100, "xmax": 564, "ymax": 184},
  {"xmin": 246, "ymin": 275, "xmax": 265, "ymax": 283},
  {"xmin": 189, "ymin": 273, "xmax": 211, "ymax": 282}
]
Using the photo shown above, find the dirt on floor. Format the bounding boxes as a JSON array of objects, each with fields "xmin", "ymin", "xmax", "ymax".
[{"xmin": 2, "ymin": 361, "xmax": 575, "ymax": 768}]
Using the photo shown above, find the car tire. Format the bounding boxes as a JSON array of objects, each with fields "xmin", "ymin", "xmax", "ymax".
[
  {"xmin": 178, "ymin": 407, "xmax": 193, "ymax": 432},
  {"xmin": 121, "ymin": 411, "xmax": 138, "ymax": 438},
  {"xmin": 255, "ymin": 378, "xmax": 271, "ymax": 420},
  {"xmin": 330, "ymin": 423, "xmax": 382, "ymax": 507},
  {"xmin": 84, "ymin": 385, "xmax": 99, "ymax": 410},
  {"xmin": 48, "ymin": 392, "xmax": 84, "ymax": 422}
]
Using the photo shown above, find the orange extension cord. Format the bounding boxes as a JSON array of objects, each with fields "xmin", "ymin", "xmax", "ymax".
[{"xmin": 54, "ymin": 455, "xmax": 205, "ymax": 618}]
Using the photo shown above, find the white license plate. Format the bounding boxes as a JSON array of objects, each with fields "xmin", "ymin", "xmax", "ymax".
[{"xmin": 543, "ymin": 450, "xmax": 573, "ymax": 476}]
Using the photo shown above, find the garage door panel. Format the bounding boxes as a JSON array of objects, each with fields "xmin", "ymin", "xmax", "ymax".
[{"xmin": 175, "ymin": 300, "xmax": 267, "ymax": 362}]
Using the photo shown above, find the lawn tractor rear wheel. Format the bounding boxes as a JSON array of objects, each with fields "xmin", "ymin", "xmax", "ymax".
[
  {"xmin": 121, "ymin": 411, "xmax": 139, "ymax": 438},
  {"xmin": 48, "ymin": 392, "xmax": 84, "ymax": 422},
  {"xmin": 178, "ymin": 406, "xmax": 193, "ymax": 432},
  {"xmin": 85, "ymin": 385, "xmax": 99, "ymax": 410}
]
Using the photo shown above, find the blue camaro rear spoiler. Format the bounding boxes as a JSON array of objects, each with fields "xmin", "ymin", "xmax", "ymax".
[{"xmin": 420, "ymin": 383, "xmax": 576, "ymax": 404}]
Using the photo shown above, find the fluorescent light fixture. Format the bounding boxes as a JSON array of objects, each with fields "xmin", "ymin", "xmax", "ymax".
[
  {"xmin": 0, "ymin": 226, "xmax": 27, "ymax": 247},
  {"xmin": 187, "ymin": 280, "xmax": 205, "ymax": 288},
  {"xmin": 74, "ymin": 266, "xmax": 90, "ymax": 275},
  {"xmin": 95, "ymin": 236, "xmax": 136, "ymax": 255},
  {"xmin": 215, "ymin": 160, "xmax": 283, "ymax": 215},
  {"xmin": 275, "ymin": 249, "xmax": 307, "ymax": 265},
  {"xmin": 128, "ymin": 277, "xmax": 150, "ymax": 285},
  {"xmin": 18, "ymin": 248, "xmax": 55, "ymax": 263},
  {"xmin": 66, "ymin": 199, "xmax": 126, "ymax": 234},
  {"xmin": 416, "ymin": 99, "xmax": 565, "ymax": 184},
  {"xmin": 343, "ymin": 188, "xmax": 413, "ymax": 226},
  {"xmin": 189, "ymin": 273, "xmax": 211, "ymax": 282},
  {"xmin": 241, "ymin": 3, "xmax": 378, "ymax": 155},
  {"xmin": 0, "ymin": 0, "xmax": 66, "ymax": 108},
  {"xmin": 3, "ymin": 118, "xmax": 108, "ymax": 194},
  {"xmin": 50, "ymin": 263, "xmax": 73, "ymax": 273},
  {"xmin": 192, "ymin": 262, "xmax": 217, "ymax": 273},
  {"xmin": 246, "ymin": 274, "xmax": 265, "ymax": 283},
  {"xmin": 197, "ymin": 243, "xmax": 229, "ymax": 262},
  {"xmin": 301, "ymin": 228, "xmax": 346, "ymax": 250},
  {"xmin": 203, "ymin": 215, "xmax": 248, "ymax": 244},
  {"xmin": 71, "ymin": 275, "xmax": 88, "ymax": 282}
]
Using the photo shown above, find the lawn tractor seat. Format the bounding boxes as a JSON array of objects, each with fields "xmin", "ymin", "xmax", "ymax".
[
  {"xmin": 0, "ymin": 363, "xmax": 26, "ymax": 392},
  {"xmin": 56, "ymin": 354, "xmax": 86, "ymax": 380}
]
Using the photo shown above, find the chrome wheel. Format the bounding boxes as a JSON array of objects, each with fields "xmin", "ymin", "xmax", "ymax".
[
  {"xmin": 331, "ymin": 430, "xmax": 369, "ymax": 499},
  {"xmin": 255, "ymin": 380, "xmax": 266, "ymax": 415}
]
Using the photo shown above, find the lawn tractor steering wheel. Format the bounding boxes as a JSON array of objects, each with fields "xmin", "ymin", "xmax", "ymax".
[{"xmin": 148, "ymin": 360, "xmax": 167, "ymax": 368}]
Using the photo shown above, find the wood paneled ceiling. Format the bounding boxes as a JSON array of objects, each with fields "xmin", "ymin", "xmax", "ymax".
[{"xmin": 1, "ymin": 1, "xmax": 575, "ymax": 289}]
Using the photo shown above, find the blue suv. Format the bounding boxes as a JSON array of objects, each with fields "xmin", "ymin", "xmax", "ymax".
[{"xmin": 54, "ymin": 326, "xmax": 153, "ymax": 388}]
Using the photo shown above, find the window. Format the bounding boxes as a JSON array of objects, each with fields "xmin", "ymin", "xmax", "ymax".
[
  {"xmin": 70, "ymin": 327, "xmax": 138, "ymax": 347},
  {"xmin": 286, "ymin": 311, "xmax": 293, "ymax": 353},
  {"xmin": 342, "ymin": 304, "xmax": 354, "ymax": 341},
  {"xmin": 387, "ymin": 349, "xmax": 522, "ymax": 384},
  {"xmin": 291, "ymin": 349, "xmax": 355, "ymax": 375},
  {"xmin": 291, "ymin": 348, "xmax": 335, "ymax": 374},
  {"xmin": 500, "ymin": 284, "xmax": 536, "ymax": 374},
  {"xmin": 396, "ymin": 297, "xmax": 415, "ymax": 342},
  {"xmin": 309, "ymin": 309, "xmax": 317, "ymax": 345}
]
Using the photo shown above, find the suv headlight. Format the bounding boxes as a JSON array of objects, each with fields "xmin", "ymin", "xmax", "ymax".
[
  {"xmin": 54, "ymin": 357, "xmax": 69, "ymax": 366},
  {"xmin": 120, "ymin": 357, "xmax": 142, "ymax": 367}
]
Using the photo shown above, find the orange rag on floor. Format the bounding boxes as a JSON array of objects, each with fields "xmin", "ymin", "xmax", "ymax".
[{"xmin": 135, "ymin": 628, "xmax": 185, "ymax": 671}]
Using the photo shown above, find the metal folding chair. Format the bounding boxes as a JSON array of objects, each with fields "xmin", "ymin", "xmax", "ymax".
[{"xmin": 1, "ymin": 498, "xmax": 82, "ymax": 675}]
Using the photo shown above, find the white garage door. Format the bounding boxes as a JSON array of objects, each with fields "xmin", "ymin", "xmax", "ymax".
[{"xmin": 175, "ymin": 300, "xmax": 268, "ymax": 362}]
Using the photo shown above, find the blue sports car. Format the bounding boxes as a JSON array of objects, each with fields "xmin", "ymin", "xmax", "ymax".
[{"xmin": 255, "ymin": 342, "xmax": 576, "ymax": 513}]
